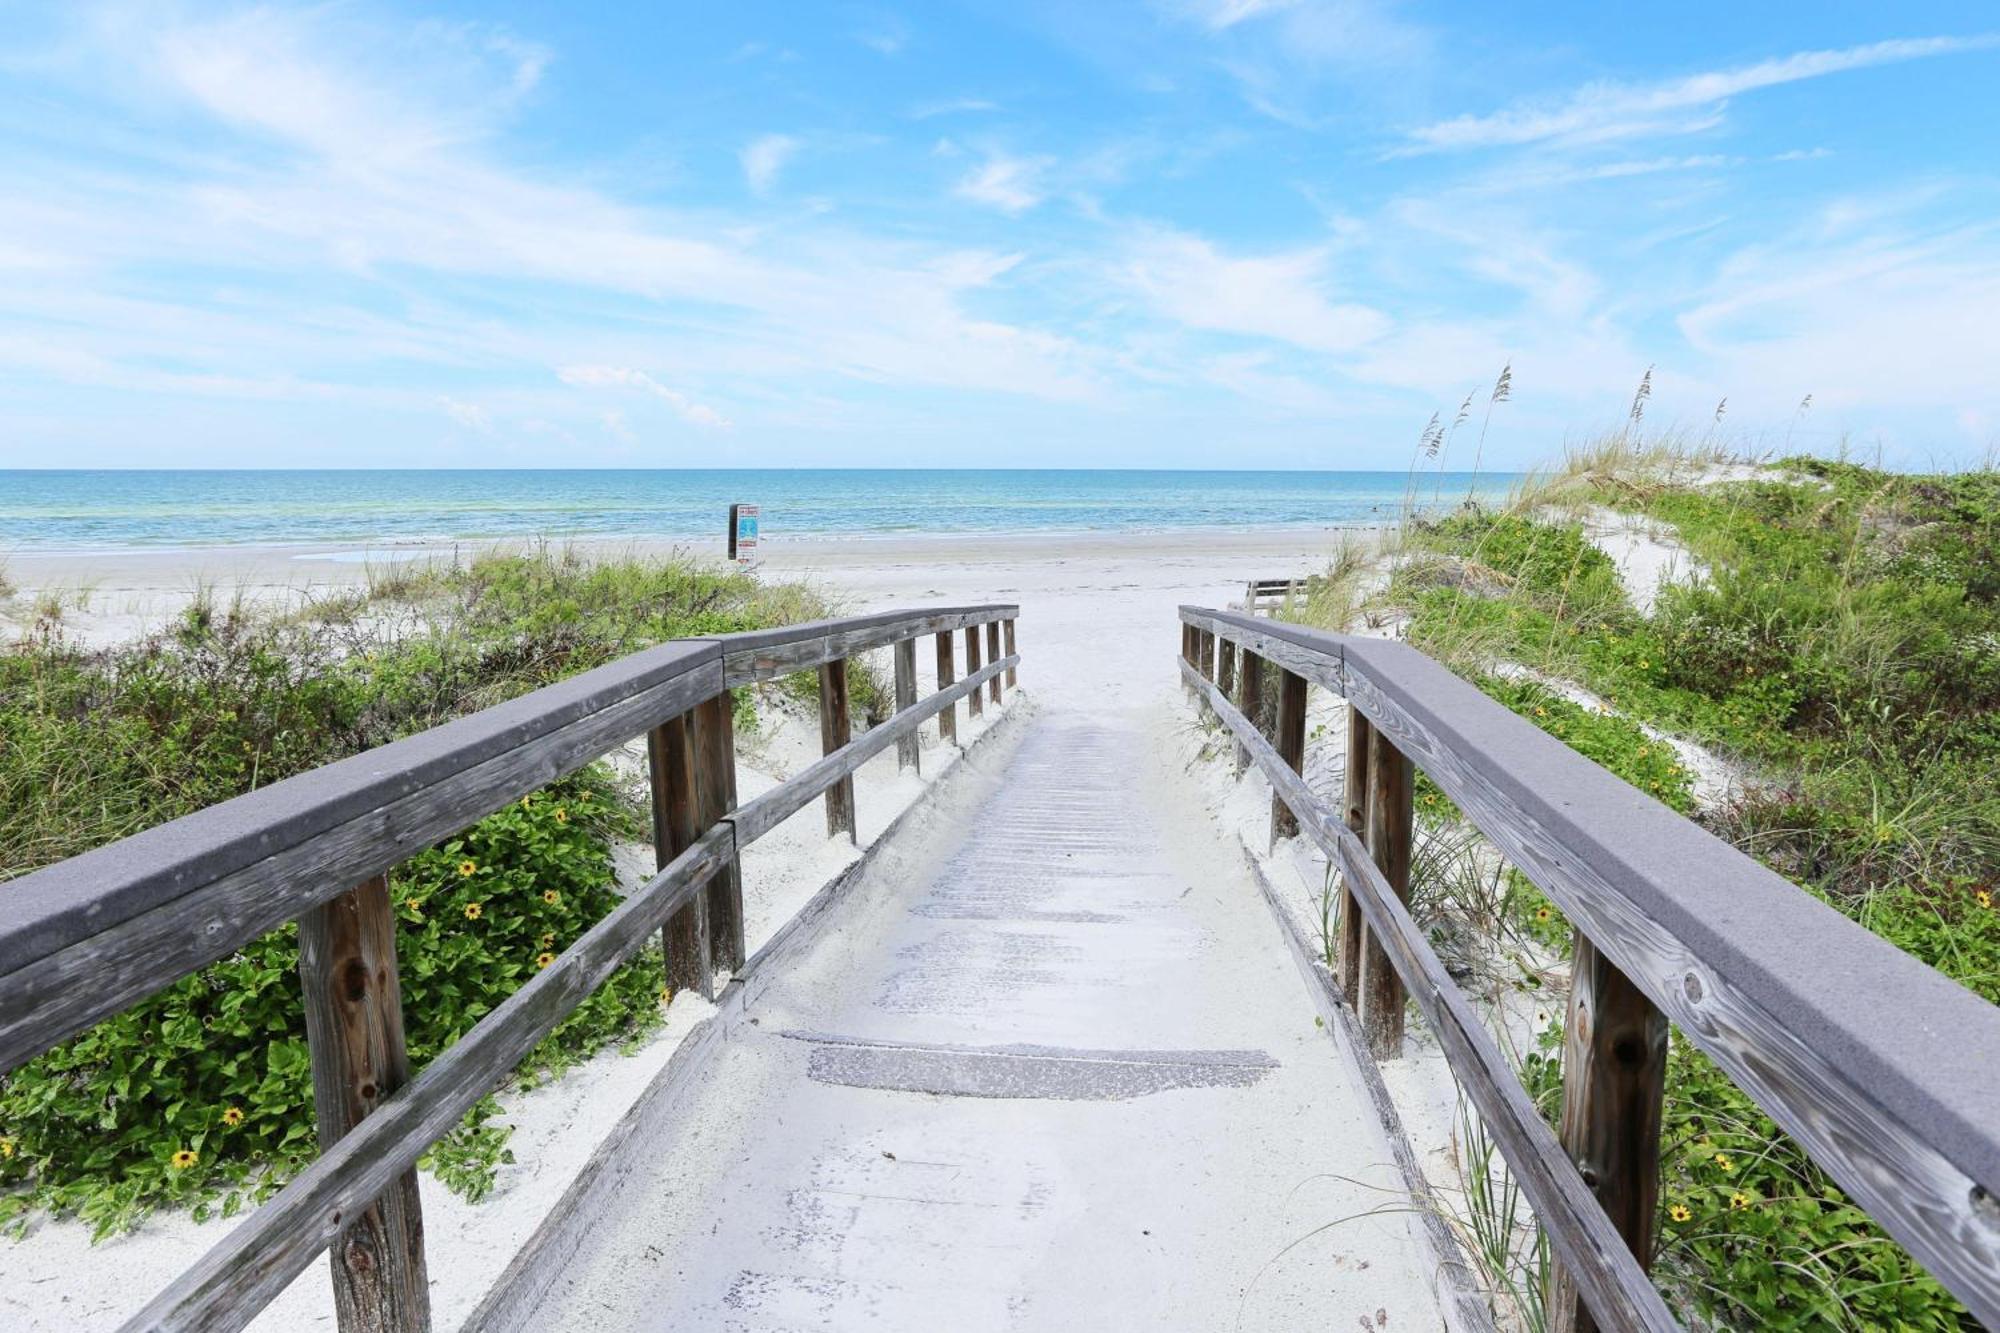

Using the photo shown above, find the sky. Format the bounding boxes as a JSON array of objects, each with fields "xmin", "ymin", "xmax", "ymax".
[{"xmin": 2, "ymin": 1, "xmax": 1998, "ymax": 471}]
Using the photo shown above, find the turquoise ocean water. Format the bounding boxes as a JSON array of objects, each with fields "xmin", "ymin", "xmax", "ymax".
[{"xmin": 0, "ymin": 470, "xmax": 1518, "ymax": 549}]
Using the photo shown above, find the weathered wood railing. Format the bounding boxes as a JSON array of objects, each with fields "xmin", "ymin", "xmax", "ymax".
[
  {"xmin": 0, "ymin": 603, "xmax": 1019, "ymax": 1333},
  {"xmin": 1178, "ymin": 606, "xmax": 2000, "ymax": 1333}
]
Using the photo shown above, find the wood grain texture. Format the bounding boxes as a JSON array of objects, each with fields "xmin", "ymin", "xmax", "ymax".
[
  {"xmin": 1551, "ymin": 935, "xmax": 1668, "ymax": 1333},
  {"xmin": 122, "ymin": 825, "xmax": 737, "ymax": 1333},
  {"xmin": 1338, "ymin": 705, "xmax": 1372, "ymax": 1006},
  {"xmin": 817, "ymin": 659, "xmax": 857, "ymax": 843},
  {"xmin": 1269, "ymin": 667, "xmax": 1307, "ymax": 848},
  {"xmin": 695, "ymin": 693, "xmax": 745, "ymax": 976},
  {"xmin": 986, "ymin": 621, "xmax": 1003, "ymax": 706},
  {"xmin": 298, "ymin": 877, "xmax": 430, "ymax": 1333},
  {"xmin": 1216, "ymin": 636, "xmax": 1236, "ymax": 698},
  {"xmin": 1360, "ymin": 725, "xmax": 1414, "ymax": 1059},
  {"xmin": 1234, "ymin": 648, "xmax": 1263, "ymax": 776},
  {"xmin": 1179, "ymin": 606, "xmax": 1344, "ymax": 699},
  {"xmin": 1003, "ymin": 619, "xmax": 1017, "ymax": 688},
  {"xmin": 893, "ymin": 638, "xmax": 921, "ymax": 774},
  {"xmin": 934, "ymin": 631, "xmax": 957, "ymax": 745},
  {"xmin": 964, "ymin": 626, "xmax": 984, "ymax": 718},
  {"xmin": 0, "ymin": 647, "xmax": 723, "ymax": 1076},
  {"xmin": 1179, "ymin": 658, "xmax": 1679, "ymax": 1332},
  {"xmin": 648, "ymin": 713, "xmax": 712, "ymax": 999}
]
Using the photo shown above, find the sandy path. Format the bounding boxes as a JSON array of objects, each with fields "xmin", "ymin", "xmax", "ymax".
[{"xmin": 525, "ymin": 674, "xmax": 1439, "ymax": 1329}]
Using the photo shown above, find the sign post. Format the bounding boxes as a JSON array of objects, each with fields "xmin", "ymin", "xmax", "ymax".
[{"xmin": 728, "ymin": 503, "xmax": 760, "ymax": 566}]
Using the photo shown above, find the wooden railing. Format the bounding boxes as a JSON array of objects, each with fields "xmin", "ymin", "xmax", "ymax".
[
  {"xmin": 0, "ymin": 604, "xmax": 1020, "ymax": 1333},
  {"xmin": 1179, "ymin": 606, "xmax": 2000, "ymax": 1333}
]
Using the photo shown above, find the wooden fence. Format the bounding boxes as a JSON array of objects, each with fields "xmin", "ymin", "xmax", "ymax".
[
  {"xmin": 1179, "ymin": 605, "xmax": 2000, "ymax": 1333},
  {"xmin": 0, "ymin": 604, "xmax": 1020, "ymax": 1333}
]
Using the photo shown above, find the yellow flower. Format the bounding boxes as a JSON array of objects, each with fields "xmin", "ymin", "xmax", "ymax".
[
  {"xmin": 1422, "ymin": 793, "xmax": 1437, "ymax": 806},
  {"xmin": 1979, "ymin": 889, "xmax": 1993, "ymax": 909},
  {"xmin": 536, "ymin": 952, "xmax": 556, "ymax": 969},
  {"xmin": 1533, "ymin": 706, "xmax": 1547, "ymax": 718},
  {"xmin": 657, "ymin": 986, "xmax": 672, "ymax": 1006},
  {"xmin": 464, "ymin": 902, "xmax": 483, "ymax": 921},
  {"xmin": 1713, "ymin": 1153, "xmax": 1735, "ymax": 1173},
  {"xmin": 520, "ymin": 795, "xmax": 533, "ymax": 810},
  {"xmin": 1637, "ymin": 659, "xmax": 1650, "ymax": 670},
  {"xmin": 404, "ymin": 897, "xmax": 423, "ymax": 913},
  {"xmin": 1535, "ymin": 906, "xmax": 1552, "ymax": 923},
  {"xmin": 171, "ymin": 1149, "xmax": 199, "ymax": 1170},
  {"xmin": 458, "ymin": 860, "xmax": 477, "ymax": 877},
  {"xmin": 540, "ymin": 932, "xmax": 556, "ymax": 948},
  {"xmin": 1729, "ymin": 1191, "xmax": 1751, "ymax": 1211},
  {"xmin": 0, "ymin": 1137, "xmax": 15, "ymax": 1159},
  {"xmin": 554, "ymin": 808, "xmax": 569, "ymax": 825},
  {"xmin": 220, "ymin": 1107, "xmax": 244, "ymax": 1128},
  {"xmin": 542, "ymin": 890, "xmax": 560, "ymax": 905},
  {"xmin": 1668, "ymin": 1203, "xmax": 1691, "ymax": 1223}
]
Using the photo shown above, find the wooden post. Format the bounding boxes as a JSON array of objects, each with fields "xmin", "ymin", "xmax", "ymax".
[
  {"xmin": 648, "ymin": 713, "xmax": 711, "ymax": 998},
  {"xmin": 818, "ymin": 658, "xmax": 856, "ymax": 842},
  {"xmin": 935, "ymin": 631, "xmax": 957, "ymax": 744},
  {"xmin": 1198, "ymin": 629, "xmax": 1216, "ymax": 681},
  {"xmin": 1217, "ymin": 637, "xmax": 1236, "ymax": 698},
  {"xmin": 1269, "ymin": 667, "xmax": 1307, "ymax": 848},
  {"xmin": 1338, "ymin": 705, "xmax": 1373, "ymax": 1006},
  {"xmin": 1359, "ymin": 725, "xmax": 1414, "ymax": 1058},
  {"xmin": 1004, "ymin": 619, "xmax": 1017, "ymax": 688},
  {"xmin": 299, "ymin": 876, "xmax": 430, "ymax": 1333},
  {"xmin": 893, "ymin": 637, "xmax": 920, "ymax": 774},
  {"xmin": 964, "ymin": 626, "xmax": 984, "ymax": 718},
  {"xmin": 1235, "ymin": 648, "xmax": 1264, "ymax": 775},
  {"xmin": 1549, "ymin": 937, "xmax": 1668, "ymax": 1333},
  {"xmin": 695, "ymin": 692, "xmax": 745, "ymax": 974},
  {"xmin": 986, "ymin": 621, "xmax": 1003, "ymax": 706}
]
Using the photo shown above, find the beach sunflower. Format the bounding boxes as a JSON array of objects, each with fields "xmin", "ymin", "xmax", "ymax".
[
  {"xmin": 540, "ymin": 932, "xmax": 556, "ymax": 948},
  {"xmin": 543, "ymin": 890, "xmax": 561, "ymax": 905},
  {"xmin": 0, "ymin": 1136, "xmax": 15, "ymax": 1159},
  {"xmin": 537, "ymin": 952, "xmax": 556, "ymax": 969},
  {"xmin": 220, "ymin": 1107, "xmax": 244, "ymax": 1128},
  {"xmin": 458, "ymin": 859, "xmax": 477, "ymax": 877},
  {"xmin": 1668, "ymin": 1203, "xmax": 1691, "ymax": 1223},
  {"xmin": 555, "ymin": 808, "xmax": 569, "ymax": 825},
  {"xmin": 1535, "ymin": 906, "xmax": 1552, "ymax": 923},
  {"xmin": 464, "ymin": 902, "xmax": 483, "ymax": 921},
  {"xmin": 170, "ymin": 1149, "xmax": 199, "ymax": 1171},
  {"xmin": 1713, "ymin": 1153, "xmax": 1735, "ymax": 1173},
  {"xmin": 1729, "ymin": 1192, "xmax": 1751, "ymax": 1211},
  {"xmin": 1979, "ymin": 889, "xmax": 1993, "ymax": 909}
]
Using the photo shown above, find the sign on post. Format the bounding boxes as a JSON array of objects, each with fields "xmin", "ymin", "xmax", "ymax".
[{"xmin": 728, "ymin": 503, "xmax": 760, "ymax": 566}]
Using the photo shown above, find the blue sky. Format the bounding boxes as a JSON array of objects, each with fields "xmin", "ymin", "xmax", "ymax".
[{"xmin": 2, "ymin": 1, "xmax": 1998, "ymax": 470}]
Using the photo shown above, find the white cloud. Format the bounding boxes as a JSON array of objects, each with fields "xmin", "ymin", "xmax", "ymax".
[
  {"xmin": 740, "ymin": 134, "xmax": 799, "ymax": 195},
  {"xmin": 955, "ymin": 153, "xmax": 1049, "ymax": 213},
  {"xmin": 1184, "ymin": 0, "xmax": 1301, "ymax": 29},
  {"xmin": 558, "ymin": 365, "xmax": 732, "ymax": 429},
  {"xmin": 1407, "ymin": 35, "xmax": 2000, "ymax": 152},
  {"xmin": 1117, "ymin": 228, "xmax": 1389, "ymax": 354},
  {"xmin": 911, "ymin": 97, "xmax": 999, "ymax": 120},
  {"xmin": 438, "ymin": 396, "xmax": 492, "ymax": 432}
]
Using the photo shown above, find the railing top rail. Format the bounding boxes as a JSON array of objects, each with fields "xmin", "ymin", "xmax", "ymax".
[
  {"xmin": 721, "ymin": 603, "xmax": 1017, "ymax": 685},
  {"xmin": 1181, "ymin": 604, "xmax": 2000, "ymax": 1321}
]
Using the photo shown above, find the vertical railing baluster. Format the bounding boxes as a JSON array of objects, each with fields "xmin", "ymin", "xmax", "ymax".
[
  {"xmin": 818, "ymin": 658, "xmax": 857, "ymax": 842},
  {"xmin": 299, "ymin": 875, "xmax": 431, "ymax": 1333},
  {"xmin": 1338, "ymin": 706, "xmax": 1373, "ymax": 1005},
  {"xmin": 1269, "ymin": 666, "xmax": 1307, "ymax": 847},
  {"xmin": 986, "ymin": 620, "xmax": 1003, "ymax": 706},
  {"xmin": 1549, "ymin": 941, "xmax": 1668, "ymax": 1333},
  {"xmin": 1004, "ymin": 618, "xmax": 1017, "ymax": 688},
  {"xmin": 893, "ymin": 636, "xmax": 920, "ymax": 774},
  {"xmin": 964, "ymin": 625, "xmax": 984, "ymax": 718},
  {"xmin": 695, "ymin": 692, "xmax": 745, "ymax": 974},
  {"xmin": 936, "ymin": 630, "xmax": 958, "ymax": 745},
  {"xmin": 1359, "ymin": 726, "xmax": 1414, "ymax": 1057},
  {"xmin": 649, "ymin": 712, "xmax": 712, "ymax": 997},
  {"xmin": 1216, "ymin": 635, "xmax": 1235, "ymax": 699},
  {"xmin": 1235, "ymin": 647, "xmax": 1264, "ymax": 775}
]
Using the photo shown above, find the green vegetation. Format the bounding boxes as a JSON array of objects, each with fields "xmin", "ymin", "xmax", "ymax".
[
  {"xmin": 0, "ymin": 548, "xmax": 850, "ymax": 1237},
  {"xmin": 1301, "ymin": 446, "xmax": 2000, "ymax": 1330}
]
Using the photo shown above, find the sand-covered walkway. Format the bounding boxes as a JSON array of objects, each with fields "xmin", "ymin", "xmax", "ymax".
[{"xmin": 523, "ymin": 687, "xmax": 1442, "ymax": 1330}]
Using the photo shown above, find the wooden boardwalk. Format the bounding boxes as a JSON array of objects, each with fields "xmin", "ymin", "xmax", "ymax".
[{"xmin": 523, "ymin": 708, "xmax": 1439, "ymax": 1330}]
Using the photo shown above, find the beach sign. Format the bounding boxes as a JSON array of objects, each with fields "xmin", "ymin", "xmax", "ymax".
[{"xmin": 729, "ymin": 503, "xmax": 760, "ymax": 565}]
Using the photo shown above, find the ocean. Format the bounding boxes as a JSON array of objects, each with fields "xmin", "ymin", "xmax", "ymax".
[{"xmin": 0, "ymin": 469, "xmax": 1518, "ymax": 549}]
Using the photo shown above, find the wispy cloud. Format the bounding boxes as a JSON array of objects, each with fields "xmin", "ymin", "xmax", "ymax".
[
  {"xmin": 558, "ymin": 365, "xmax": 732, "ymax": 429},
  {"xmin": 911, "ymin": 97, "xmax": 999, "ymax": 120},
  {"xmin": 438, "ymin": 396, "xmax": 492, "ymax": 432},
  {"xmin": 954, "ymin": 152, "xmax": 1049, "ymax": 213},
  {"xmin": 740, "ymin": 133, "xmax": 799, "ymax": 195},
  {"xmin": 1117, "ymin": 228, "xmax": 1389, "ymax": 353},
  {"xmin": 1407, "ymin": 35, "xmax": 2000, "ymax": 152}
]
